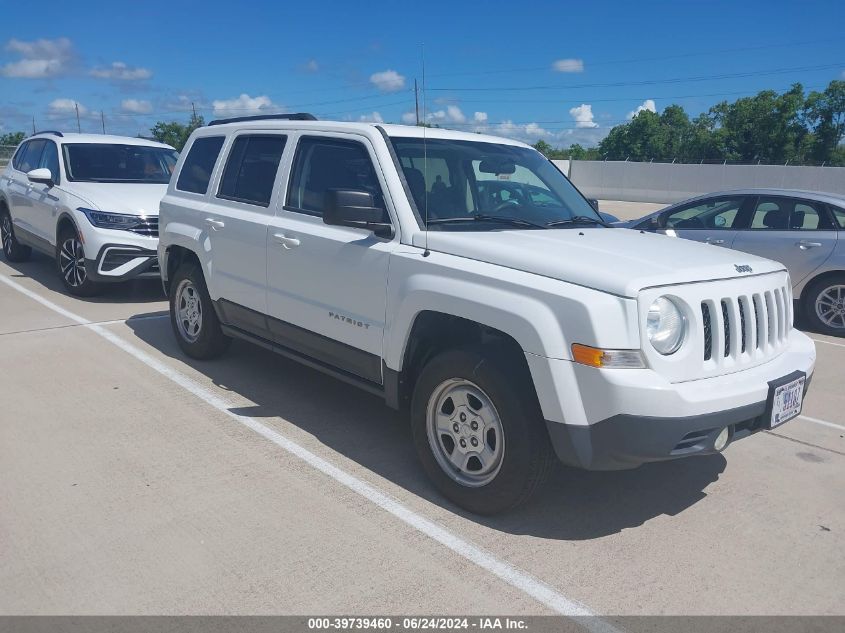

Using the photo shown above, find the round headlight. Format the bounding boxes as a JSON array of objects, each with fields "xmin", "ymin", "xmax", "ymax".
[{"xmin": 647, "ymin": 296, "xmax": 686, "ymax": 355}]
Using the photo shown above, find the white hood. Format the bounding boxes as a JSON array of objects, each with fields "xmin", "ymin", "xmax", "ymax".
[
  {"xmin": 65, "ymin": 182, "xmax": 168, "ymax": 217},
  {"xmin": 413, "ymin": 228, "xmax": 784, "ymax": 297}
]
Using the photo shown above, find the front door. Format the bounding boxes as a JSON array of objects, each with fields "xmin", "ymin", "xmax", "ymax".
[
  {"xmin": 657, "ymin": 195, "xmax": 751, "ymax": 248},
  {"xmin": 266, "ymin": 133, "xmax": 397, "ymax": 384},
  {"xmin": 731, "ymin": 196, "xmax": 838, "ymax": 287},
  {"xmin": 26, "ymin": 139, "xmax": 62, "ymax": 244}
]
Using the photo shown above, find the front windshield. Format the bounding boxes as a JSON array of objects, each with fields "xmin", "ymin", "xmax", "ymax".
[
  {"xmin": 62, "ymin": 144, "xmax": 178, "ymax": 184},
  {"xmin": 390, "ymin": 137, "xmax": 602, "ymax": 230}
]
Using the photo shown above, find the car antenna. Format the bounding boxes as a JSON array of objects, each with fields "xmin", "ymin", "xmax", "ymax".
[{"xmin": 421, "ymin": 43, "xmax": 430, "ymax": 258}]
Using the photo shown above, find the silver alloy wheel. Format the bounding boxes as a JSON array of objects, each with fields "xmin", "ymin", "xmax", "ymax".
[
  {"xmin": 815, "ymin": 284, "xmax": 845, "ymax": 330},
  {"xmin": 175, "ymin": 278, "xmax": 203, "ymax": 343},
  {"xmin": 426, "ymin": 378, "xmax": 505, "ymax": 487},
  {"xmin": 1, "ymin": 214, "xmax": 12, "ymax": 255},
  {"xmin": 59, "ymin": 237, "xmax": 87, "ymax": 287}
]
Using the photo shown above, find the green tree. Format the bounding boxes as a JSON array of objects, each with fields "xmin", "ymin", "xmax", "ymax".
[
  {"xmin": 150, "ymin": 112, "xmax": 205, "ymax": 151},
  {"xmin": 803, "ymin": 80, "xmax": 845, "ymax": 164},
  {"xmin": 532, "ymin": 139, "xmax": 554, "ymax": 156},
  {"xmin": 0, "ymin": 131, "xmax": 26, "ymax": 146}
]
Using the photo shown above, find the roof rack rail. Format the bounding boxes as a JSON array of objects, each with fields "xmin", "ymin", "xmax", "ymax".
[
  {"xmin": 34, "ymin": 130, "xmax": 64, "ymax": 137},
  {"xmin": 208, "ymin": 113, "xmax": 318, "ymax": 126}
]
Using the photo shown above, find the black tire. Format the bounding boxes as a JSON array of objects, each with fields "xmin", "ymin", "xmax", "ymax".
[
  {"xmin": 410, "ymin": 346, "xmax": 555, "ymax": 515},
  {"xmin": 802, "ymin": 274, "xmax": 845, "ymax": 337},
  {"xmin": 1, "ymin": 206, "xmax": 32, "ymax": 263},
  {"xmin": 169, "ymin": 261, "xmax": 231, "ymax": 359},
  {"xmin": 56, "ymin": 224, "xmax": 102, "ymax": 297}
]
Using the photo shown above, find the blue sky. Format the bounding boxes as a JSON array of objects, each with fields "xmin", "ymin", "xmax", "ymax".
[{"xmin": 1, "ymin": 0, "xmax": 843, "ymax": 146}]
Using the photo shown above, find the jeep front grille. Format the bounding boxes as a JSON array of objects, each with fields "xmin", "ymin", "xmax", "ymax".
[{"xmin": 701, "ymin": 286, "xmax": 790, "ymax": 364}]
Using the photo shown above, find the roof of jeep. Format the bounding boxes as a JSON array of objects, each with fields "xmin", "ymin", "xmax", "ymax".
[
  {"xmin": 194, "ymin": 119, "xmax": 533, "ymax": 148},
  {"xmin": 28, "ymin": 132, "xmax": 174, "ymax": 149}
]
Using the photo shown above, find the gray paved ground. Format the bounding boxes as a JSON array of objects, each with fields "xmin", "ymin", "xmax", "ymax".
[{"xmin": 1, "ymin": 247, "xmax": 843, "ymax": 617}]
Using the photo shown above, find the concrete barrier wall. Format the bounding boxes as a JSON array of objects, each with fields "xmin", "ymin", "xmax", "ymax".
[
  {"xmin": 551, "ymin": 159, "xmax": 570, "ymax": 177},
  {"xmin": 568, "ymin": 161, "xmax": 845, "ymax": 204}
]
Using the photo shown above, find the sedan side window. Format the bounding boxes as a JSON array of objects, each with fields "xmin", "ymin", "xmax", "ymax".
[
  {"xmin": 831, "ymin": 205, "xmax": 845, "ymax": 229},
  {"xmin": 749, "ymin": 197, "xmax": 833, "ymax": 231},
  {"xmin": 286, "ymin": 136, "xmax": 386, "ymax": 219},
  {"xmin": 663, "ymin": 197, "xmax": 744, "ymax": 229}
]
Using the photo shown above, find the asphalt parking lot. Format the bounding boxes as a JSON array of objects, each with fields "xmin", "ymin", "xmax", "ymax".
[{"xmin": 1, "ymin": 217, "xmax": 844, "ymax": 618}]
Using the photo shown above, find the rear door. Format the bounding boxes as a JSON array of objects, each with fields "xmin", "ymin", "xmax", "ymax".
[
  {"xmin": 202, "ymin": 132, "xmax": 287, "ymax": 321},
  {"xmin": 656, "ymin": 195, "xmax": 751, "ymax": 248},
  {"xmin": 731, "ymin": 196, "xmax": 837, "ymax": 286}
]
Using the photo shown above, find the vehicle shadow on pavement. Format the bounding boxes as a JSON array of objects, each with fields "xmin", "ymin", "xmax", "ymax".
[
  {"xmin": 126, "ymin": 312, "xmax": 727, "ymax": 541},
  {"xmin": 1, "ymin": 252, "xmax": 164, "ymax": 304}
]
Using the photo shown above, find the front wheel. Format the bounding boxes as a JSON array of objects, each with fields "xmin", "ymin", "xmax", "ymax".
[
  {"xmin": 803, "ymin": 275, "xmax": 845, "ymax": 337},
  {"xmin": 169, "ymin": 261, "xmax": 231, "ymax": 359},
  {"xmin": 56, "ymin": 226, "xmax": 102, "ymax": 296},
  {"xmin": 411, "ymin": 347, "xmax": 555, "ymax": 514}
]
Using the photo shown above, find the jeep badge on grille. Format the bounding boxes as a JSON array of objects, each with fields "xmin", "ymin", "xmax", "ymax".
[{"xmin": 734, "ymin": 264, "xmax": 753, "ymax": 273}]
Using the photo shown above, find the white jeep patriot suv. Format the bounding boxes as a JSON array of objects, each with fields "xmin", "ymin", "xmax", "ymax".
[
  {"xmin": 158, "ymin": 114, "xmax": 816, "ymax": 514},
  {"xmin": 0, "ymin": 132, "xmax": 177, "ymax": 295}
]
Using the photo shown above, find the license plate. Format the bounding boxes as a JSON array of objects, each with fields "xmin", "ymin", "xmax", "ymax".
[{"xmin": 767, "ymin": 373, "xmax": 805, "ymax": 429}]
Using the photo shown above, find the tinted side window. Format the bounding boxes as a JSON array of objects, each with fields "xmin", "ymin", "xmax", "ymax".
[
  {"xmin": 39, "ymin": 141, "xmax": 60, "ymax": 183},
  {"xmin": 11, "ymin": 141, "xmax": 28, "ymax": 171},
  {"xmin": 830, "ymin": 205, "xmax": 845, "ymax": 229},
  {"xmin": 176, "ymin": 136, "xmax": 225, "ymax": 194},
  {"xmin": 19, "ymin": 140, "xmax": 46, "ymax": 173},
  {"xmin": 287, "ymin": 137, "xmax": 385, "ymax": 217},
  {"xmin": 217, "ymin": 135, "xmax": 286, "ymax": 207},
  {"xmin": 663, "ymin": 197, "xmax": 744, "ymax": 229},
  {"xmin": 749, "ymin": 197, "xmax": 833, "ymax": 231}
]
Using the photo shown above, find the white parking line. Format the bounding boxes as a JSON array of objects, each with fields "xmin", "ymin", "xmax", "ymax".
[
  {"xmin": 799, "ymin": 415, "xmax": 845, "ymax": 432},
  {"xmin": 809, "ymin": 337, "xmax": 845, "ymax": 349},
  {"xmin": 0, "ymin": 272, "xmax": 618, "ymax": 631}
]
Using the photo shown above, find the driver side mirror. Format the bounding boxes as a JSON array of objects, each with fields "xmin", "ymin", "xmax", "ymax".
[
  {"xmin": 323, "ymin": 190, "xmax": 394, "ymax": 239},
  {"xmin": 27, "ymin": 168, "xmax": 54, "ymax": 187}
]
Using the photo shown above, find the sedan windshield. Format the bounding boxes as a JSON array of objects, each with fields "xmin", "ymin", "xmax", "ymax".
[
  {"xmin": 63, "ymin": 144, "xmax": 178, "ymax": 184},
  {"xmin": 390, "ymin": 137, "xmax": 602, "ymax": 230}
]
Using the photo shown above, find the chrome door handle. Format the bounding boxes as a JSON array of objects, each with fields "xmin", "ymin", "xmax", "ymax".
[
  {"xmin": 204, "ymin": 218, "xmax": 225, "ymax": 231},
  {"xmin": 705, "ymin": 237, "xmax": 725, "ymax": 245},
  {"xmin": 797, "ymin": 240, "xmax": 822, "ymax": 249},
  {"xmin": 273, "ymin": 232, "xmax": 300, "ymax": 249}
]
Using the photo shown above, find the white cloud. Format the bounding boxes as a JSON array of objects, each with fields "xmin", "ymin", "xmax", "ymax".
[
  {"xmin": 473, "ymin": 111, "xmax": 488, "ymax": 124},
  {"xmin": 1, "ymin": 37, "xmax": 74, "ymax": 78},
  {"xmin": 427, "ymin": 105, "xmax": 467, "ymax": 124},
  {"xmin": 627, "ymin": 99, "xmax": 657, "ymax": 119},
  {"xmin": 401, "ymin": 111, "xmax": 417, "ymax": 124},
  {"xmin": 121, "ymin": 99, "xmax": 153, "ymax": 114},
  {"xmin": 369, "ymin": 69, "xmax": 405, "ymax": 92},
  {"xmin": 358, "ymin": 111, "xmax": 384, "ymax": 123},
  {"xmin": 552, "ymin": 58, "xmax": 584, "ymax": 73},
  {"xmin": 212, "ymin": 93, "xmax": 281, "ymax": 117},
  {"xmin": 90, "ymin": 61, "xmax": 152, "ymax": 81},
  {"xmin": 569, "ymin": 103, "xmax": 599, "ymax": 128},
  {"xmin": 48, "ymin": 98, "xmax": 87, "ymax": 119},
  {"xmin": 303, "ymin": 59, "xmax": 319, "ymax": 73},
  {"xmin": 492, "ymin": 120, "xmax": 550, "ymax": 141}
]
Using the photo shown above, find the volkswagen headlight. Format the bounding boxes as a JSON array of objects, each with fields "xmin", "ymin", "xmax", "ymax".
[
  {"xmin": 80, "ymin": 208, "xmax": 143, "ymax": 231},
  {"xmin": 647, "ymin": 296, "xmax": 686, "ymax": 355}
]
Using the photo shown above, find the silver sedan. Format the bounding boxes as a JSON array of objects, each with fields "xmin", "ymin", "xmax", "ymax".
[{"xmin": 624, "ymin": 188, "xmax": 845, "ymax": 336}]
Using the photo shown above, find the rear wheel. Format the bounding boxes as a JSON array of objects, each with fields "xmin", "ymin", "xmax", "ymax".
[
  {"xmin": 169, "ymin": 261, "xmax": 231, "ymax": 359},
  {"xmin": 411, "ymin": 346, "xmax": 554, "ymax": 514},
  {"xmin": 1, "ymin": 207, "xmax": 32, "ymax": 262},
  {"xmin": 804, "ymin": 275, "xmax": 845, "ymax": 337},
  {"xmin": 56, "ymin": 225, "xmax": 101, "ymax": 296}
]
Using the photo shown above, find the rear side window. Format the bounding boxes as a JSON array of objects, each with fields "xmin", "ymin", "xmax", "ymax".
[
  {"xmin": 217, "ymin": 135, "xmax": 286, "ymax": 207},
  {"xmin": 749, "ymin": 197, "xmax": 833, "ymax": 231},
  {"xmin": 176, "ymin": 136, "xmax": 225, "ymax": 194},
  {"xmin": 286, "ymin": 136, "xmax": 384, "ymax": 217},
  {"xmin": 17, "ymin": 140, "xmax": 46, "ymax": 173},
  {"xmin": 11, "ymin": 141, "xmax": 29, "ymax": 170}
]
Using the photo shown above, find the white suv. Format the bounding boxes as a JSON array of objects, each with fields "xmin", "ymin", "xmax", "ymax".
[
  {"xmin": 158, "ymin": 114, "xmax": 816, "ymax": 514},
  {"xmin": 0, "ymin": 132, "xmax": 177, "ymax": 296}
]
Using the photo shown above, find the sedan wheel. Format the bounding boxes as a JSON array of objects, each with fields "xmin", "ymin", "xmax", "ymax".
[{"xmin": 815, "ymin": 284, "xmax": 845, "ymax": 332}]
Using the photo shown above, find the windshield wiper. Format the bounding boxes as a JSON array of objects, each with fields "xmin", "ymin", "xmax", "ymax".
[
  {"xmin": 546, "ymin": 215, "xmax": 608, "ymax": 227},
  {"xmin": 427, "ymin": 215, "xmax": 547, "ymax": 229}
]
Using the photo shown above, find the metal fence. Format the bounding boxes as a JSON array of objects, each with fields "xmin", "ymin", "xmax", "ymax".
[
  {"xmin": 566, "ymin": 160, "xmax": 845, "ymax": 204},
  {"xmin": 0, "ymin": 145, "xmax": 17, "ymax": 167}
]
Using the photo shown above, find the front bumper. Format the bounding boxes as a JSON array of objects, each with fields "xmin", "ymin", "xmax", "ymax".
[
  {"xmin": 85, "ymin": 244, "xmax": 159, "ymax": 282},
  {"xmin": 530, "ymin": 329, "xmax": 816, "ymax": 470}
]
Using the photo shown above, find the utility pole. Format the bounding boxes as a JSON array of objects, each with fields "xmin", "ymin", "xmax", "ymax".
[
  {"xmin": 191, "ymin": 101, "xmax": 197, "ymax": 120},
  {"xmin": 75, "ymin": 102, "xmax": 81, "ymax": 133},
  {"xmin": 414, "ymin": 79, "xmax": 420, "ymax": 126},
  {"xmin": 101, "ymin": 110, "xmax": 106, "ymax": 134},
  {"xmin": 32, "ymin": 116, "xmax": 36, "ymax": 134}
]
